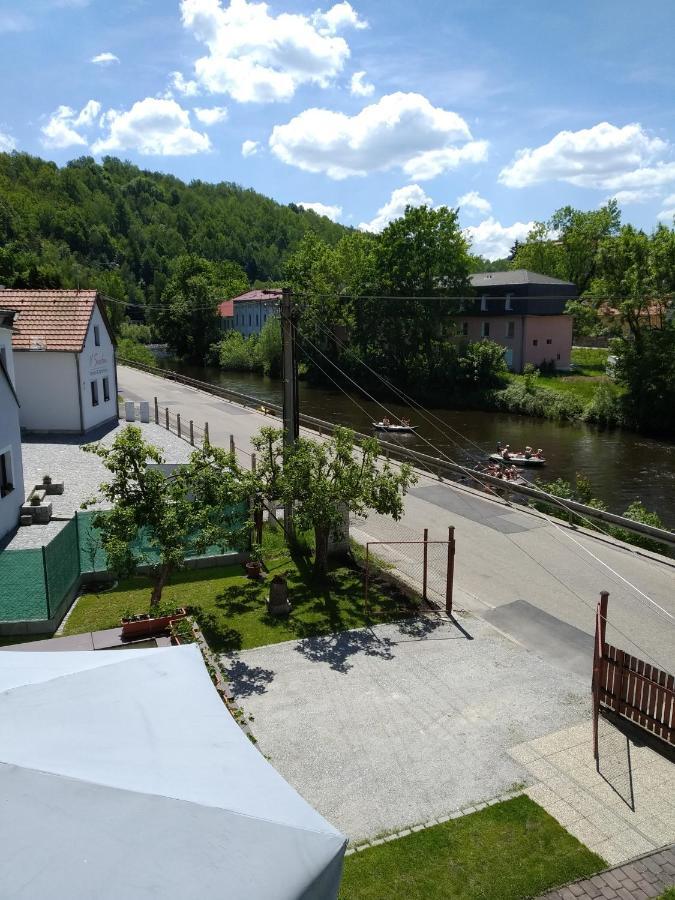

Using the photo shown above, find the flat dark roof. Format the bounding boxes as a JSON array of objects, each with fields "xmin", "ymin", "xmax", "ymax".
[{"xmin": 470, "ymin": 269, "xmax": 576, "ymax": 289}]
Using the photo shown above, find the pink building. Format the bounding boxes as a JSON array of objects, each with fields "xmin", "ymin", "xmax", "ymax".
[{"xmin": 455, "ymin": 270, "xmax": 576, "ymax": 372}]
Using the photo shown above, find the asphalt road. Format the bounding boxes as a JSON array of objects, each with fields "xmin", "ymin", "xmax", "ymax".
[{"xmin": 118, "ymin": 365, "xmax": 675, "ymax": 675}]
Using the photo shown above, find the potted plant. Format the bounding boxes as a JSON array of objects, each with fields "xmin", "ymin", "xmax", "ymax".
[
  {"xmin": 42, "ymin": 475, "xmax": 52, "ymax": 486},
  {"xmin": 245, "ymin": 543, "xmax": 264, "ymax": 579},
  {"xmin": 121, "ymin": 605, "xmax": 186, "ymax": 637},
  {"xmin": 30, "ymin": 494, "xmax": 40, "ymax": 506}
]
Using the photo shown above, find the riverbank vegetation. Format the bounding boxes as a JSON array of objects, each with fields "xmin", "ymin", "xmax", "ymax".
[{"xmin": 531, "ymin": 473, "xmax": 670, "ymax": 554}]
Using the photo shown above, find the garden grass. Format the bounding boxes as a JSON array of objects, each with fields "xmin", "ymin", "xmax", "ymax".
[
  {"xmin": 338, "ymin": 795, "xmax": 605, "ymax": 900},
  {"xmin": 63, "ymin": 526, "xmax": 415, "ymax": 651}
]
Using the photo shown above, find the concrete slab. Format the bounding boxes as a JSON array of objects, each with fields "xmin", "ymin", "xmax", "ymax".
[
  {"xmin": 484, "ymin": 600, "xmax": 594, "ymax": 678},
  {"xmin": 513, "ymin": 718, "xmax": 675, "ymax": 866},
  {"xmin": 222, "ymin": 615, "xmax": 590, "ymax": 842}
]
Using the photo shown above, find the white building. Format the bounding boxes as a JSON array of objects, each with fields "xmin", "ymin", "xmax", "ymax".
[
  {"xmin": 0, "ymin": 309, "xmax": 25, "ymax": 542},
  {"xmin": 0, "ymin": 289, "xmax": 119, "ymax": 434},
  {"xmin": 231, "ymin": 289, "xmax": 280, "ymax": 337}
]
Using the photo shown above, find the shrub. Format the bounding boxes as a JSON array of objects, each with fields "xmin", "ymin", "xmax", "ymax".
[
  {"xmin": 212, "ymin": 331, "xmax": 258, "ymax": 371},
  {"xmin": 582, "ymin": 382, "xmax": 624, "ymax": 427},
  {"xmin": 494, "ymin": 381, "xmax": 583, "ymax": 421},
  {"xmin": 610, "ymin": 501, "xmax": 669, "ymax": 554},
  {"xmin": 116, "ymin": 337, "xmax": 156, "ymax": 367},
  {"xmin": 119, "ymin": 321, "xmax": 154, "ymax": 344}
]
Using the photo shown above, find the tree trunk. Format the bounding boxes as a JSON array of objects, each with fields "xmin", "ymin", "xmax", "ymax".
[
  {"xmin": 313, "ymin": 525, "xmax": 329, "ymax": 578},
  {"xmin": 150, "ymin": 564, "xmax": 171, "ymax": 610}
]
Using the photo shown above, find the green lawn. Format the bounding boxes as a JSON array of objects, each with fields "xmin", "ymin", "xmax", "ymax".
[
  {"xmin": 339, "ymin": 795, "xmax": 605, "ymax": 900},
  {"xmin": 505, "ymin": 347, "xmax": 613, "ymax": 405},
  {"xmin": 64, "ymin": 526, "xmax": 416, "ymax": 651},
  {"xmin": 570, "ymin": 346, "xmax": 610, "ymax": 375}
]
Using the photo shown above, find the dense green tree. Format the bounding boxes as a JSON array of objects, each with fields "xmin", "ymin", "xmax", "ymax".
[
  {"xmin": 252, "ymin": 426, "xmax": 415, "ymax": 576},
  {"xmin": 82, "ymin": 426, "xmax": 252, "ymax": 607}
]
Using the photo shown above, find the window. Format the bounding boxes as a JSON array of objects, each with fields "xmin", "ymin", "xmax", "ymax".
[
  {"xmin": 103, "ymin": 376, "xmax": 110, "ymax": 402},
  {"xmin": 506, "ymin": 321, "xmax": 515, "ymax": 338},
  {"xmin": 532, "ymin": 339, "xmax": 538, "ymax": 346},
  {"xmin": 461, "ymin": 321, "xmax": 469, "ymax": 336},
  {"xmin": 480, "ymin": 295, "xmax": 487, "ymax": 312},
  {"xmin": 0, "ymin": 450, "xmax": 13, "ymax": 498},
  {"xmin": 481, "ymin": 322, "xmax": 490, "ymax": 338},
  {"xmin": 90, "ymin": 380, "xmax": 99, "ymax": 407},
  {"xmin": 505, "ymin": 293, "xmax": 513, "ymax": 311},
  {"xmin": 546, "ymin": 338, "xmax": 552, "ymax": 345},
  {"xmin": 94, "ymin": 325, "xmax": 100, "ymax": 347},
  {"xmin": 557, "ymin": 353, "xmax": 561, "ymax": 361}
]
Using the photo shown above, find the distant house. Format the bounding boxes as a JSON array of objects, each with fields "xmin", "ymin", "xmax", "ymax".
[
  {"xmin": 231, "ymin": 289, "xmax": 281, "ymax": 338},
  {"xmin": 455, "ymin": 270, "xmax": 577, "ymax": 372},
  {"xmin": 0, "ymin": 289, "xmax": 118, "ymax": 434},
  {"xmin": 0, "ymin": 309, "xmax": 25, "ymax": 541},
  {"xmin": 217, "ymin": 298, "xmax": 235, "ymax": 332}
]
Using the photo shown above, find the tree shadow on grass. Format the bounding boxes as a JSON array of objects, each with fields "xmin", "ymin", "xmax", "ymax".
[
  {"xmin": 222, "ymin": 654, "xmax": 275, "ymax": 697},
  {"xmin": 294, "ymin": 627, "xmax": 396, "ymax": 674}
]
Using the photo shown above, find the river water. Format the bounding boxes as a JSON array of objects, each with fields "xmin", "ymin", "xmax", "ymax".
[{"xmin": 153, "ymin": 357, "xmax": 675, "ymax": 528}]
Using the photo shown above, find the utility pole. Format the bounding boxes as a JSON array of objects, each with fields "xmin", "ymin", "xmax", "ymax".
[{"xmin": 280, "ymin": 287, "xmax": 299, "ymax": 539}]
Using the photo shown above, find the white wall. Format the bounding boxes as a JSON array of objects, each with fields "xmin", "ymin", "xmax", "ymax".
[
  {"xmin": 0, "ymin": 327, "xmax": 24, "ymax": 541},
  {"xmin": 14, "ymin": 352, "xmax": 80, "ymax": 432},
  {"xmin": 78, "ymin": 305, "xmax": 118, "ymax": 432},
  {"xmin": 0, "ymin": 327, "xmax": 16, "ymax": 386}
]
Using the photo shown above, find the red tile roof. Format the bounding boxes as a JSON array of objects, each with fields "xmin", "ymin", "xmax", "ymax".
[
  {"xmin": 0, "ymin": 289, "xmax": 101, "ymax": 352},
  {"xmin": 232, "ymin": 289, "xmax": 282, "ymax": 304},
  {"xmin": 218, "ymin": 299, "xmax": 234, "ymax": 318}
]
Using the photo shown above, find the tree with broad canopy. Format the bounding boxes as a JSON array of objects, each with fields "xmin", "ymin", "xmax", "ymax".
[
  {"xmin": 252, "ymin": 426, "xmax": 416, "ymax": 577},
  {"xmin": 82, "ymin": 426, "xmax": 253, "ymax": 608}
]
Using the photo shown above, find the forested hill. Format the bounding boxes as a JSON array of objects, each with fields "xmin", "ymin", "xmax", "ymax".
[{"xmin": 0, "ymin": 152, "xmax": 347, "ymax": 306}]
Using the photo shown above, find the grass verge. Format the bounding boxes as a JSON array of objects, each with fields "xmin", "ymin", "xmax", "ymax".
[
  {"xmin": 64, "ymin": 525, "xmax": 418, "ymax": 651},
  {"xmin": 339, "ymin": 795, "xmax": 604, "ymax": 900}
]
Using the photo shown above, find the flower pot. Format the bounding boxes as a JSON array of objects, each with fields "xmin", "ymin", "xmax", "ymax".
[{"xmin": 121, "ymin": 608, "xmax": 186, "ymax": 638}]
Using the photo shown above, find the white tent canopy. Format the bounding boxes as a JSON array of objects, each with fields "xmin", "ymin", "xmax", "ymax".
[{"xmin": 0, "ymin": 645, "xmax": 346, "ymax": 899}]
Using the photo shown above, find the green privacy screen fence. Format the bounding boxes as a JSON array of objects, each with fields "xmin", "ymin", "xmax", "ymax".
[{"xmin": 0, "ymin": 504, "xmax": 249, "ymax": 624}]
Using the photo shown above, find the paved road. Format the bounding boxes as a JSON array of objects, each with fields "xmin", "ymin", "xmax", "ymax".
[{"xmin": 118, "ymin": 365, "xmax": 675, "ymax": 674}]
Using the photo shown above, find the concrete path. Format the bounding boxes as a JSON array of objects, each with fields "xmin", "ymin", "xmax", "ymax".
[
  {"xmin": 118, "ymin": 364, "xmax": 675, "ymax": 676},
  {"xmin": 538, "ymin": 844, "xmax": 675, "ymax": 899},
  {"xmin": 221, "ymin": 616, "xmax": 591, "ymax": 842},
  {"xmin": 512, "ymin": 718, "xmax": 675, "ymax": 865}
]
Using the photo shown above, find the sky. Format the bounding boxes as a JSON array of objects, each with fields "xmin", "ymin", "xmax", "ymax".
[{"xmin": 1, "ymin": 0, "xmax": 675, "ymax": 258}]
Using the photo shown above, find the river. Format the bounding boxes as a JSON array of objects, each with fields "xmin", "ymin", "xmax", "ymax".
[{"xmin": 152, "ymin": 357, "xmax": 675, "ymax": 529}]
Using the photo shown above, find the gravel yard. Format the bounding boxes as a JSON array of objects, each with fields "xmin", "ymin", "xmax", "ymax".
[
  {"xmin": 6, "ymin": 422, "xmax": 191, "ymax": 550},
  {"xmin": 221, "ymin": 614, "xmax": 590, "ymax": 843}
]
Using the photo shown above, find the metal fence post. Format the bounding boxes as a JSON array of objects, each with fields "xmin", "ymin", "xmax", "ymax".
[
  {"xmin": 422, "ymin": 527, "xmax": 428, "ymax": 602},
  {"xmin": 154, "ymin": 396, "xmax": 159, "ymax": 425},
  {"xmin": 189, "ymin": 420, "xmax": 194, "ymax": 446},
  {"xmin": 177, "ymin": 413, "xmax": 181, "ymax": 440},
  {"xmin": 204, "ymin": 422, "xmax": 209, "ymax": 446},
  {"xmin": 42, "ymin": 546, "xmax": 51, "ymax": 619},
  {"xmin": 230, "ymin": 434, "xmax": 235, "ymax": 454},
  {"xmin": 599, "ymin": 590, "xmax": 609, "ymax": 647},
  {"xmin": 165, "ymin": 407, "xmax": 169, "ymax": 430},
  {"xmin": 446, "ymin": 525, "xmax": 455, "ymax": 616},
  {"xmin": 364, "ymin": 543, "xmax": 370, "ymax": 617},
  {"xmin": 251, "ymin": 452, "xmax": 257, "ymax": 474}
]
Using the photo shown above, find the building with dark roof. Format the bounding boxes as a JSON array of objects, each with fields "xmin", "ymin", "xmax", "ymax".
[
  {"xmin": 0, "ymin": 289, "xmax": 118, "ymax": 434},
  {"xmin": 227, "ymin": 289, "xmax": 281, "ymax": 337},
  {"xmin": 455, "ymin": 270, "xmax": 576, "ymax": 372}
]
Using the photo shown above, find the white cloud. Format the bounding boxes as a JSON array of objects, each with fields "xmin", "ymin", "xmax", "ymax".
[
  {"xmin": 312, "ymin": 1, "xmax": 367, "ymax": 35},
  {"xmin": 41, "ymin": 102, "xmax": 100, "ymax": 148},
  {"xmin": 658, "ymin": 193, "xmax": 675, "ymax": 222},
  {"xmin": 350, "ymin": 70, "xmax": 374, "ymax": 97},
  {"xmin": 91, "ymin": 52, "xmax": 119, "ymax": 65},
  {"xmin": 0, "ymin": 131, "xmax": 16, "ymax": 152},
  {"xmin": 298, "ymin": 201, "xmax": 342, "ymax": 221},
  {"xmin": 193, "ymin": 106, "xmax": 228, "ymax": 125},
  {"xmin": 92, "ymin": 98, "xmax": 211, "ymax": 156},
  {"xmin": 464, "ymin": 217, "xmax": 535, "ymax": 261},
  {"xmin": 403, "ymin": 141, "xmax": 488, "ymax": 180},
  {"xmin": 171, "ymin": 71, "xmax": 200, "ymax": 97},
  {"xmin": 179, "ymin": 0, "xmax": 365, "ymax": 102},
  {"xmin": 500, "ymin": 122, "xmax": 675, "ymax": 191},
  {"xmin": 359, "ymin": 184, "xmax": 433, "ymax": 233},
  {"xmin": 270, "ymin": 92, "xmax": 485, "ymax": 180},
  {"xmin": 241, "ymin": 139, "xmax": 260, "ymax": 157},
  {"xmin": 457, "ymin": 190, "xmax": 491, "ymax": 215},
  {"xmin": 609, "ymin": 189, "xmax": 657, "ymax": 205}
]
